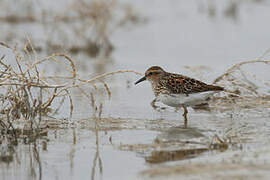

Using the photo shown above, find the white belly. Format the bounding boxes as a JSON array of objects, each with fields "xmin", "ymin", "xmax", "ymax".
[{"xmin": 157, "ymin": 91, "xmax": 218, "ymax": 107}]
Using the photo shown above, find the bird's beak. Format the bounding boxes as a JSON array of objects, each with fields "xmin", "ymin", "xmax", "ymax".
[{"xmin": 135, "ymin": 76, "xmax": 146, "ymax": 85}]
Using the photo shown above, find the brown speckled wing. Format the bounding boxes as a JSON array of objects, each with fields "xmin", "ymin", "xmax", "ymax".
[{"xmin": 160, "ymin": 73, "xmax": 223, "ymax": 95}]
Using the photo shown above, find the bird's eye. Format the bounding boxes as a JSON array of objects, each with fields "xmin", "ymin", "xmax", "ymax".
[{"xmin": 149, "ymin": 72, "xmax": 153, "ymax": 76}]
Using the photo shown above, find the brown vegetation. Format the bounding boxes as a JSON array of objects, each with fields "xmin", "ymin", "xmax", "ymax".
[{"xmin": 0, "ymin": 40, "xmax": 141, "ymax": 143}]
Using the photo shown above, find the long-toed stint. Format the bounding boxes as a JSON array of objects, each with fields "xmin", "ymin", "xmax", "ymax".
[{"xmin": 135, "ymin": 66, "xmax": 224, "ymax": 128}]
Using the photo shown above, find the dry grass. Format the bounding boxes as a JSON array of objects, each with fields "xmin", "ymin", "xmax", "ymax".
[
  {"xmin": 207, "ymin": 49, "xmax": 270, "ymax": 113},
  {"xmin": 0, "ymin": 40, "xmax": 141, "ymax": 142}
]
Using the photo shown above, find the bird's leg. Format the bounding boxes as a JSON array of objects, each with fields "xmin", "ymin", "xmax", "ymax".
[
  {"xmin": 151, "ymin": 98, "xmax": 158, "ymax": 110},
  {"xmin": 182, "ymin": 105, "xmax": 188, "ymax": 128}
]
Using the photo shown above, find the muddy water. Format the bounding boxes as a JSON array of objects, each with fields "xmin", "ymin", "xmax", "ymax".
[{"xmin": 1, "ymin": 0, "xmax": 270, "ymax": 180}]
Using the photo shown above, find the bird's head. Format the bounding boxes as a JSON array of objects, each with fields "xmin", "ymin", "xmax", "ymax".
[{"xmin": 135, "ymin": 66, "xmax": 165, "ymax": 85}]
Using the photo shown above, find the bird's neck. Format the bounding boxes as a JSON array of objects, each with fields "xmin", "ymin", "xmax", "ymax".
[{"xmin": 150, "ymin": 79, "xmax": 162, "ymax": 97}]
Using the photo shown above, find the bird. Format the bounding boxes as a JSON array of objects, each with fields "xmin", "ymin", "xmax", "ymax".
[{"xmin": 135, "ymin": 66, "xmax": 224, "ymax": 128}]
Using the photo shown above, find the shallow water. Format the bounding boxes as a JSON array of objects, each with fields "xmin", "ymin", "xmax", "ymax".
[
  {"xmin": 2, "ymin": 115, "xmax": 270, "ymax": 180},
  {"xmin": 0, "ymin": 0, "xmax": 270, "ymax": 180}
]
